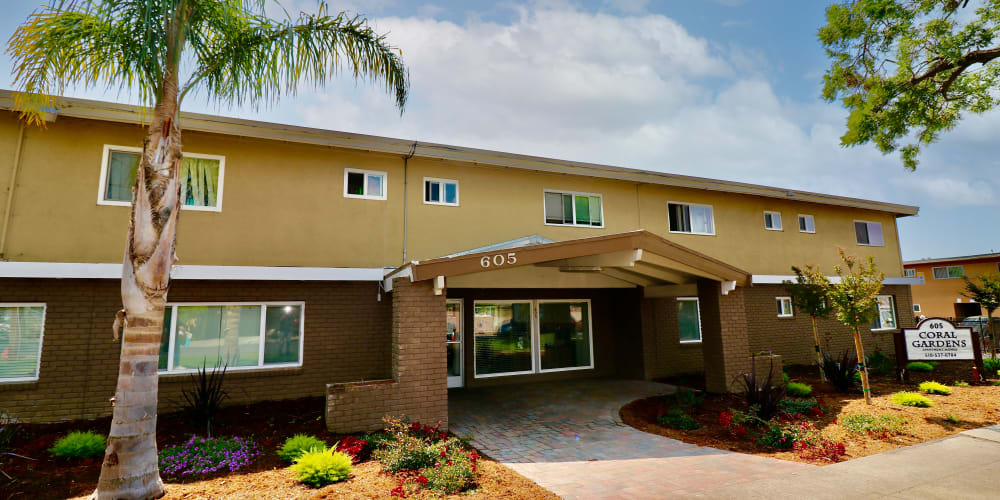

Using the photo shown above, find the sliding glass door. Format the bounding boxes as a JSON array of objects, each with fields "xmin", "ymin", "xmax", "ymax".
[{"xmin": 473, "ymin": 299, "xmax": 593, "ymax": 379}]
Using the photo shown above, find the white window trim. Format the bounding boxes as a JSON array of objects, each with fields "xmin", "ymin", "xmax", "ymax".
[
  {"xmin": 160, "ymin": 301, "xmax": 305, "ymax": 375},
  {"xmin": 542, "ymin": 190, "xmax": 605, "ymax": 228},
  {"xmin": 854, "ymin": 219, "xmax": 884, "ymax": 247},
  {"xmin": 776, "ymin": 296, "xmax": 794, "ymax": 318},
  {"xmin": 677, "ymin": 297, "xmax": 703, "ymax": 343},
  {"xmin": 870, "ymin": 295, "xmax": 898, "ymax": 332},
  {"xmin": 0, "ymin": 303, "xmax": 45, "ymax": 383},
  {"xmin": 667, "ymin": 201, "xmax": 716, "ymax": 236},
  {"xmin": 913, "ymin": 304, "xmax": 921, "ymax": 313},
  {"xmin": 472, "ymin": 299, "xmax": 595, "ymax": 378},
  {"xmin": 763, "ymin": 211, "xmax": 783, "ymax": 231},
  {"xmin": 343, "ymin": 168, "xmax": 388, "ymax": 201},
  {"xmin": 97, "ymin": 144, "xmax": 226, "ymax": 212},
  {"xmin": 797, "ymin": 214, "xmax": 815, "ymax": 234},
  {"xmin": 931, "ymin": 265, "xmax": 964, "ymax": 280},
  {"xmin": 423, "ymin": 177, "xmax": 460, "ymax": 206}
]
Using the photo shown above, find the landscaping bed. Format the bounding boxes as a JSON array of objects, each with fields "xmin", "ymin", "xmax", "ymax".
[
  {"xmin": 1, "ymin": 397, "xmax": 555, "ymax": 499},
  {"xmin": 622, "ymin": 362, "xmax": 1000, "ymax": 465}
]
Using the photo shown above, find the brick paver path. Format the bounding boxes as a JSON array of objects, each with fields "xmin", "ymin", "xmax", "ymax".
[{"xmin": 449, "ymin": 379, "xmax": 810, "ymax": 499}]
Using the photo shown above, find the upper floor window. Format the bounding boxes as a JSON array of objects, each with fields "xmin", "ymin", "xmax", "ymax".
[
  {"xmin": 668, "ymin": 202, "xmax": 715, "ymax": 235},
  {"xmin": 776, "ymin": 297, "xmax": 794, "ymax": 317},
  {"xmin": 158, "ymin": 302, "xmax": 303, "ymax": 374},
  {"xmin": 0, "ymin": 304, "xmax": 46, "ymax": 382},
  {"xmin": 344, "ymin": 168, "xmax": 386, "ymax": 200},
  {"xmin": 544, "ymin": 190, "xmax": 603, "ymax": 227},
  {"xmin": 932, "ymin": 265, "xmax": 964, "ymax": 279},
  {"xmin": 99, "ymin": 145, "xmax": 225, "ymax": 211},
  {"xmin": 424, "ymin": 177, "xmax": 459, "ymax": 206},
  {"xmin": 854, "ymin": 221, "xmax": 884, "ymax": 246},
  {"xmin": 904, "ymin": 269, "xmax": 916, "ymax": 277},
  {"xmin": 871, "ymin": 295, "xmax": 897, "ymax": 331},
  {"xmin": 798, "ymin": 214, "xmax": 815, "ymax": 233},
  {"xmin": 763, "ymin": 211, "xmax": 782, "ymax": 231}
]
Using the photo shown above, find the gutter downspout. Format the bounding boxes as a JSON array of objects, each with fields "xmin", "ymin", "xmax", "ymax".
[
  {"xmin": 401, "ymin": 141, "xmax": 417, "ymax": 264},
  {"xmin": 0, "ymin": 123, "xmax": 26, "ymax": 260}
]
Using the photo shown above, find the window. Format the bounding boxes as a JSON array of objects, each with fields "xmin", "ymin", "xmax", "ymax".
[
  {"xmin": 763, "ymin": 211, "xmax": 782, "ymax": 231},
  {"xmin": 854, "ymin": 221, "xmax": 884, "ymax": 246},
  {"xmin": 424, "ymin": 177, "xmax": 459, "ymax": 206},
  {"xmin": 871, "ymin": 295, "xmax": 897, "ymax": 331},
  {"xmin": 913, "ymin": 304, "xmax": 921, "ymax": 313},
  {"xmin": 158, "ymin": 302, "xmax": 303, "ymax": 373},
  {"xmin": 543, "ymin": 190, "xmax": 603, "ymax": 227},
  {"xmin": 473, "ymin": 299, "xmax": 594, "ymax": 378},
  {"xmin": 677, "ymin": 298, "xmax": 702, "ymax": 343},
  {"xmin": 668, "ymin": 202, "xmax": 715, "ymax": 235},
  {"xmin": 932, "ymin": 265, "xmax": 964, "ymax": 279},
  {"xmin": 776, "ymin": 297, "xmax": 794, "ymax": 318},
  {"xmin": 344, "ymin": 169, "xmax": 387, "ymax": 200},
  {"xmin": 798, "ymin": 214, "xmax": 815, "ymax": 233},
  {"xmin": 0, "ymin": 304, "xmax": 45, "ymax": 382},
  {"xmin": 98, "ymin": 145, "xmax": 225, "ymax": 211},
  {"xmin": 904, "ymin": 269, "xmax": 916, "ymax": 277}
]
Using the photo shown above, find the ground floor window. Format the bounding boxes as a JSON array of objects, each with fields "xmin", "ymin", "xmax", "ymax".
[
  {"xmin": 473, "ymin": 299, "xmax": 593, "ymax": 378},
  {"xmin": 0, "ymin": 304, "xmax": 45, "ymax": 382},
  {"xmin": 158, "ymin": 302, "xmax": 303, "ymax": 373},
  {"xmin": 677, "ymin": 297, "xmax": 702, "ymax": 343},
  {"xmin": 871, "ymin": 295, "xmax": 897, "ymax": 331},
  {"xmin": 776, "ymin": 297, "xmax": 794, "ymax": 317}
]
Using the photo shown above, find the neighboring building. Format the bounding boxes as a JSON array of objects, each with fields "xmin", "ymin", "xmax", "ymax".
[
  {"xmin": 0, "ymin": 92, "xmax": 920, "ymax": 429},
  {"xmin": 904, "ymin": 253, "xmax": 1000, "ymax": 321}
]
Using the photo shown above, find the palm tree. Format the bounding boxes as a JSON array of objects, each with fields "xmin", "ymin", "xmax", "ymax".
[{"xmin": 8, "ymin": 1, "xmax": 407, "ymax": 498}]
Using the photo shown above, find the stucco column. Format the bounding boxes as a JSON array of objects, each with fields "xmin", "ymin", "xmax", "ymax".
[{"xmin": 698, "ymin": 280, "xmax": 751, "ymax": 393}]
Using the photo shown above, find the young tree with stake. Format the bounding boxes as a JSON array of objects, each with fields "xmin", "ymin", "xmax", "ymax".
[
  {"xmin": 962, "ymin": 273, "xmax": 1000, "ymax": 358},
  {"xmin": 8, "ymin": 1, "xmax": 408, "ymax": 498},
  {"xmin": 785, "ymin": 266, "xmax": 831, "ymax": 382}
]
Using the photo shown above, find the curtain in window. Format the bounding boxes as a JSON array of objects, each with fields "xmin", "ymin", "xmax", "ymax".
[
  {"xmin": 690, "ymin": 205, "xmax": 713, "ymax": 233},
  {"xmin": 668, "ymin": 203, "xmax": 691, "ymax": 232},
  {"xmin": 105, "ymin": 151, "xmax": 141, "ymax": 201},
  {"xmin": 179, "ymin": 158, "xmax": 220, "ymax": 207}
]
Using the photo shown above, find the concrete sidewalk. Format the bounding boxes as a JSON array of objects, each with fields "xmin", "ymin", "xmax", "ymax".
[{"xmin": 693, "ymin": 425, "xmax": 1000, "ymax": 499}]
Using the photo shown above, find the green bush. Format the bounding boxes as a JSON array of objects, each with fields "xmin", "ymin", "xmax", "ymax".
[
  {"xmin": 953, "ymin": 380, "xmax": 970, "ymax": 387},
  {"xmin": 782, "ymin": 371, "xmax": 790, "ymax": 385},
  {"xmin": 776, "ymin": 397, "xmax": 818, "ymax": 415},
  {"xmin": 657, "ymin": 408, "xmax": 701, "ymax": 430},
  {"xmin": 867, "ymin": 350, "xmax": 894, "ymax": 375},
  {"xmin": 373, "ymin": 420, "xmax": 447, "ymax": 472},
  {"xmin": 423, "ymin": 450, "xmax": 477, "ymax": 494},
  {"xmin": 892, "ymin": 391, "xmax": 933, "ymax": 407},
  {"xmin": 49, "ymin": 431, "xmax": 105, "ymax": 459},
  {"xmin": 278, "ymin": 434, "xmax": 327, "ymax": 463},
  {"xmin": 756, "ymin": 421, "xmax": 818, "ymax": 450},
  {"xmin": 906, "ymin": 361, "xmax": 934, "ymax": 372},
  {"xmin": 674, "ymin": 388, "xmax": 704, "ymax": 408},
  {"xmin": 919, "ymin": 381, "xmax": 952, "ymax": 395},
  {"xmin": 786, "ymin": 382, "xmax": 813, "ymax": 397},
  {"xmin": 840, "ymin": 413, "xmax": 907, "ymax": 437},
  {"xmin": 290, "ymin": 447, "xmax": 352, "ymax": 487},
  {"xmin": 983, "ymin": 358, "xmax": 1000, "ymax": 375}
]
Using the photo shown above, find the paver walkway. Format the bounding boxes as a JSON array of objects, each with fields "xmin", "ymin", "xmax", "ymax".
[{"xmin": 449, "ymin": 379, "xmax": 809, "ymax": 499}]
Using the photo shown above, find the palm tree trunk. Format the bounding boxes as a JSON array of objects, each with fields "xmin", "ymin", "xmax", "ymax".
[
  {"xmin": 811, "ymin": 316, "xmax": 826, "ymax": 383},
  {"xmin": 852, "ymin": 326, "xmax": 872, "ymax": 405}
]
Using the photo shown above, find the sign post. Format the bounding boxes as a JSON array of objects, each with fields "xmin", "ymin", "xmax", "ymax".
[{"xmin": 895, "ymin": 318, "xmax": 984, "ymax": 382}]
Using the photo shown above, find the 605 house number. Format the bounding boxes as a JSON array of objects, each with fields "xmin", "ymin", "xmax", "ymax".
[{"xmin": 480, "ymin": 252, "xmax": 517, "ymax": 268}]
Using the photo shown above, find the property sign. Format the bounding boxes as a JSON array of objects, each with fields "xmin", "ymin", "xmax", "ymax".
[{"xmin": 903, "ymin": 318, "xmax": 974, "ymax": 360}]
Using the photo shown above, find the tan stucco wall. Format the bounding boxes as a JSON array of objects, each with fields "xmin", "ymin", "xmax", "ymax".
[
  {"xmin": 0, "ymin": 111, "xmax": 907, "ymax": 276},
  {"xmin": 905, "ymin": 258, "xmax": 1000, "ymax": 319}
]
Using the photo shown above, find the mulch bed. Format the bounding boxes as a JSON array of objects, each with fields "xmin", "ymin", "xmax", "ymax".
[
  {"xmin": 1, "ymin": 397, "xmax": 556, "ymax": 499},
  {"xmin": 622, "ymin": 364, "xmax": 1000, "ymax": 465}
]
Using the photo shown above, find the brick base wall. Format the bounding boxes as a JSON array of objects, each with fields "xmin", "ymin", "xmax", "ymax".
[
  {"xmin": 0, "ymin": 278, "xmax": 391, "ymax": 423},
  {"xmin": 641, "ymin": 297, "xmax": 704, "ymax": 379}
]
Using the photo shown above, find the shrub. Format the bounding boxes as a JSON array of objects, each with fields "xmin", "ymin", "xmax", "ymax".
[
  {"xmin": 782, "ymin": 371, "xmax": 790, "ymax": 385},
  {"xmin": 757, "ymin": 420, "xmax": 820, "ymax": 450},
  {"xmin": 840, "ymin": 413, "xmax": 907, "ymax": 439},
  {"xmin": 719, "ymin": 409, "xmax": 764, "ymax": 439},
  {"xmin": 674, "ymin": 388, "xmax": 704, "ymax": 408},
  {"xmin": 160, "ymin": 435, "xmax": 259, "ymax": 479},
  {"xmin": 983, "ymin": 358, "xmax": 1000, "ymax": 375},
  {"xmin": 892, "ymin": 391, "xmax": 933, "ymax": 407},
  {"xmin": 821, "ymin": 349, "xmax": 858, "ymax": 393},
  {"xmin": 375, "ymin": 418, "xmax": 448, "ymax": 472},
  {"xmin": 423, "ymin": 449, "xmax": 478, "ymax": 494},
  {"xmin": 335, "ymin": 436, "xmax": 370, "ymax": 462},
  {"xmin": 181, "ymin": 363, "xmax": 229, "ymax": 437},
  {"xmin": 290, "ymin": 447, "xmax": 352, "ymax": 487},
  {"xmin": 906, "ymin": 361, "xmax": 934, "ymax": 373},
  {"xmin": 278, "ymin": 434, "xmax": 327, "ymax": 463},
  {"xmin": 866, "ymin": 349, "xmax": 893, "ymax": 375},
  {"xmin": 657, "ymin": 408, "xmax": 701, "ymax": 430},
  {"xmin": 945, "ymin": 414, "xmax": 959, "ymax": 424},
  {"xmin": 919, "ymin": 381, "xmax": 952, "ymax": 395},
  {"xmin": 49, "ymin": 431, "xmax": 105, "ymax": 459},
  {"xmin": 0, "ymin": 411, "xmax": 19, "ymax": 455},
  {"xmin": 736, "ymin": 356, "xmax": 786, "ymax": 420},
  {"xmin": 776, "ymin": 397, "xmax": 819, "ymax": 416},
  {"xmin": 954, "ymin": 380, "xmax": 970, "ymax": 387},
  {"xmin": 795, "ymin": 439, "xmax": 847, "ymax": 462},
  {"xmin": 786, "ymin": 382, "xmax": 813, "ymax": 397}
]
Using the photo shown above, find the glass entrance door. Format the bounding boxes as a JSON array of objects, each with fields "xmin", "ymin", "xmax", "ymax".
[{"xmin": 446, "ymin": 300, "xmax": 463, "ymax": 388}]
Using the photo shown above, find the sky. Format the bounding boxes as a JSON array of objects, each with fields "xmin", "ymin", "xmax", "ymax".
[{"xmin": 0, "ymin": 0, "xmax": 997, "ymax": 262}]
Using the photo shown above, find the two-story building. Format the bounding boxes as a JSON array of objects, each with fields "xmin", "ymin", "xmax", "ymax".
[
  {"xmin": 0, "ymin": 92, "xmax": 919, "ymax": 430},
  {"xmin": 904, "ymin": 253, "xmax": 1000, "ymax": 321}
]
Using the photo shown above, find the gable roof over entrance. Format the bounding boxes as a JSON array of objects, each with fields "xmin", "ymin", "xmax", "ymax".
[{"xmin": 385, "ymin": 230, "xmax": 750, "ymax": 293}]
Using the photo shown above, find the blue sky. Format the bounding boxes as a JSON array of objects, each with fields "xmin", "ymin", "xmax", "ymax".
[{"xmin": 0, "ymin": 0, "xmax": 997, "ymax": 262}]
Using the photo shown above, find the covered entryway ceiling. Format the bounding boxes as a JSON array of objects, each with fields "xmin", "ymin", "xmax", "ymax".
[{"xmin": 385, "ymin": 230, "xmax": 751, "ymax": 294}]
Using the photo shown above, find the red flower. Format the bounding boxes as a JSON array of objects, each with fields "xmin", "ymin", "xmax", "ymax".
[
  {"xmin": 390, "ymin": 486, "xmax": 405, "ymax": 498},
  {"xmin": 417, "ymin": 475, "xmax": 428, "ymax": 485},
  {"xmin": 440, "ymin": 450, "xmax": 447, "ymax": 457},
  {"xmin": 471, "ymin": 464, "xmax": 477, "ymax": 472},
  {"xmin": 446, "ymin": 460, "xmax": 453, "ymax": 466},
  {"xmin": 470, "ymin": 451, "xmax": 479, "ymax": 461}
]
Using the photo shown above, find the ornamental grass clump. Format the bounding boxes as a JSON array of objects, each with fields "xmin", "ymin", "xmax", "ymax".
[
  {"xmin": 49, "ymin": 431, "xmax": 105, "ymax": 459},
  {"xmin": 290, "ymin": 447, "xmax": 352, "ymax": 487},
  {"xmin": 919, "ymin": 381, "xmax": 952, "ymax": 395},
  {"xmin": 159, "ymin": 436, "xmax": 259, "ymax": 479},
  {"xmin": 278, "ymin": 434, "xmax": 327, "ymax": 463},
  {"xmin": 821, "ymin": 349, "xmax": 859, "ymax": 393},
  {"xmin": 840, "ymin": 413, "xmax": 907, "ymax": 439},
  {"xmin": 906, "ymin": 361, "xmax": 934, "ymax": 373},
  {"xmin": 892, "ymin": 392, "xmax": 933, "ymax": 408},
  {"xmin": 786, "ymin": 382, "xmax": 813, "ymax": 397}
]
